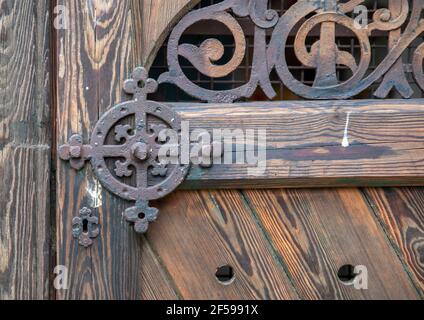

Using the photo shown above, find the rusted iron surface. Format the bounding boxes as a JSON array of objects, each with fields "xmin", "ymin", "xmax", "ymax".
[
  {"xmin": 60, "ymin": 68, "xmax": 191, "ymax": 235},
  {"xmin": 58, "ymin": 135, "xmax": 92, "ymax": 170},
  {"xmin": 89, "ymin": 99, "xmax": 189, "ymax": 204},
  {"xmin": 158, "ymin": 0, "xmax": 424, "ymax": 102},
  {"xmin": 124, "ymin": 200, "xmax": 160, "ymax": 234}
]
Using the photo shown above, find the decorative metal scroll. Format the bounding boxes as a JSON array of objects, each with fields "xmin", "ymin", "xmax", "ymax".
[{"xmin": 158, "ymin": 0, "xmax": 424, "ymax": 102}]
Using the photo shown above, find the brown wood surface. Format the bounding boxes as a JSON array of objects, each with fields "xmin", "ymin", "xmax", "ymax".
[
  {"xmin": 149, "ymin": 190, "xmax": 298, "ymax": 300},
  {"xmin": 171, "ymin": 100, "xmax": 424, "ymax": 188},
  {"xmin": 244, "ymin": 189, "xmax": 420, "ymax": 299},
  {"xmin": 137, "ymin": 0, "xmax": 199, "ymax": 69},
  {"xmin": 0, "ymin": 0, "xmax": 52, "ymax": 299},
  {"xmin": 363, "ymin": 187, "xmax": 424, "ymax": 296}
]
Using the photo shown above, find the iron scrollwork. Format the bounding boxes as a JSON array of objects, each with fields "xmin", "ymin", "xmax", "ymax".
[{"xmin": 158, "ymin": 0, "xmax": 424, "ymax": 102}]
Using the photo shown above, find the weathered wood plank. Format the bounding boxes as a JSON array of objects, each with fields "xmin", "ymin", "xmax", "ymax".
[
  {"xmin": 147, "ymin": 190, "xmax": 298, "ymax": 300},
  {"xmin": 56, "ymin": 0, "xmax": 178, "ymax": 299},
  {"xmin": 363, "ymin": 187, "xmax": 424, "ymax": 296},
  {"xmin": 136, "ymin": 240, "xmax": 179, "ymax": 300},
  {"xmin": 55, "ymin": 0, "xmax": 103, "ymax": 300},
  {"xmin": 96, "ymin": 0, "xmax": 179, "ymax": 300},
  {"xmin": 0, "ymin": 0, "xmax": 51, "ymax": 300},
  {"xmin": 243, "ymin": 189, "xmax": 420, "ymax": 299},
  {"xmin": 162, "ymin": 100, "xmax": 424, "ymax": 188}
]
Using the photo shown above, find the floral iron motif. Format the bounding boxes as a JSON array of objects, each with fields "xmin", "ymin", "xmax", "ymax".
[
  {"xmin": 158, "ymin": 0, "xmax": 424, "ymax": 102},
  {"xmin": 60, "ymin": 68, "xmax": 192, "ymax": 237},
  {"xmin": 73, "ymin": 207, "xmax": 99, "ymax": 248},
  {"xmin": 124, "ymin": 200, "xmax": 159, "ymax": 234}
]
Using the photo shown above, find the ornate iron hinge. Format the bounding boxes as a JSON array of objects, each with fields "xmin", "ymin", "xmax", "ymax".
[{"xmin": 59, "ymin": 67, "xmax": 220, "ymax": 241}]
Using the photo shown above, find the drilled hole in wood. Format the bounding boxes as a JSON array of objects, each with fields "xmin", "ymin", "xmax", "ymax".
[
  {"xmin": 338, "ymin": 264, "xmax": 358, "ymax": 284},
  {"xmin": 215, "ymin": 265, "xmax": 235, "ymax": 285}
]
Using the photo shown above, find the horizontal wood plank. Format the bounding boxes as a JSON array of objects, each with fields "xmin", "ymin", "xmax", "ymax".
[{"xmin": 162, "ymin": 99, "xmax": 424, "ymax": 188}]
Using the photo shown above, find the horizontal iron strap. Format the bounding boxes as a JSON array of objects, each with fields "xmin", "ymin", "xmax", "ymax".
[{"xmin": 168, "ymin": 99, "xmax": 424, "ymax": 189}]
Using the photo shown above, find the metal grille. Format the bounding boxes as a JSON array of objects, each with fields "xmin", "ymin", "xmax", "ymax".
[{"xmin": 150, "ymin": 0, "xmax": 424, "ymax": 102}]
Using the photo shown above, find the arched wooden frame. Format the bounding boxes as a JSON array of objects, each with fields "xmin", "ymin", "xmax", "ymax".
[{"xmin": 139, "ymin": 0, "xmax": 201, "ymax": 69}]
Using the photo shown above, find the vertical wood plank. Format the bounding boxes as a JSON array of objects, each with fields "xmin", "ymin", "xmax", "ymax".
[
  {"xmin": 244, "ymin": 189, "xmax": 420, "ymax": 299},
  {"xmin": 363, "ymin": 187, "xmax": 424, "ymax": 296},
  {"xmin": 94, "ymin": 0, "xmax": 178, "ymax": 300},
  {"xmin": 0, "ymin": 0, "xmax": 52, "ymax": 299},
  {"xmin": 147, "ymin": 190, "xmax": 299, "ymax": 300},
  {"xmin": 56, "ymin": 0, "xmax": 178, "ymax": 299},
  {"xmin": 55, "ymin": 0, "xmax": 100, "ymax": 299}
]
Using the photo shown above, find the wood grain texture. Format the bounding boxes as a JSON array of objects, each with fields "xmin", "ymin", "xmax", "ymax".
[
  {"xmin": 147, "ymin": 190, "xmax": 298, "ymax": 300},
  {"xmin": 55, "ymin": 0, "xmax": 177, "ymax": 300},
  {"xmin": 136, "ymin": 0, "xmax": 199, "ymax": 69},
  {"xmin": 243, "ymin": 189, "xmax": 420, "ymax": 299},
  {"xmin": 363, "ymin": 187, "xmax": 424, "ymax": 296},
  {"xmin": 165, "ymin": 100, "xmax": 424, "ymax": 188},
  {"xmin": 136, "ymin": 240, "xmax": 179, "ymax": 300},
  {"xmin": 0, "ymin": 0, "xmax": 51, "ymax": 299}
]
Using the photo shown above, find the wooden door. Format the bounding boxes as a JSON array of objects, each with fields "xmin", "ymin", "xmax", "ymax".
[{"xmin": 1, "ymin": 0, "xmax": 424, "ymax": 300}]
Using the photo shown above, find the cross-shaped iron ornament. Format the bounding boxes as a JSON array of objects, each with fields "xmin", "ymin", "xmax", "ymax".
[{"xmin": 59, "ymin": 67, "xmax": 221, "ymax": 245}]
